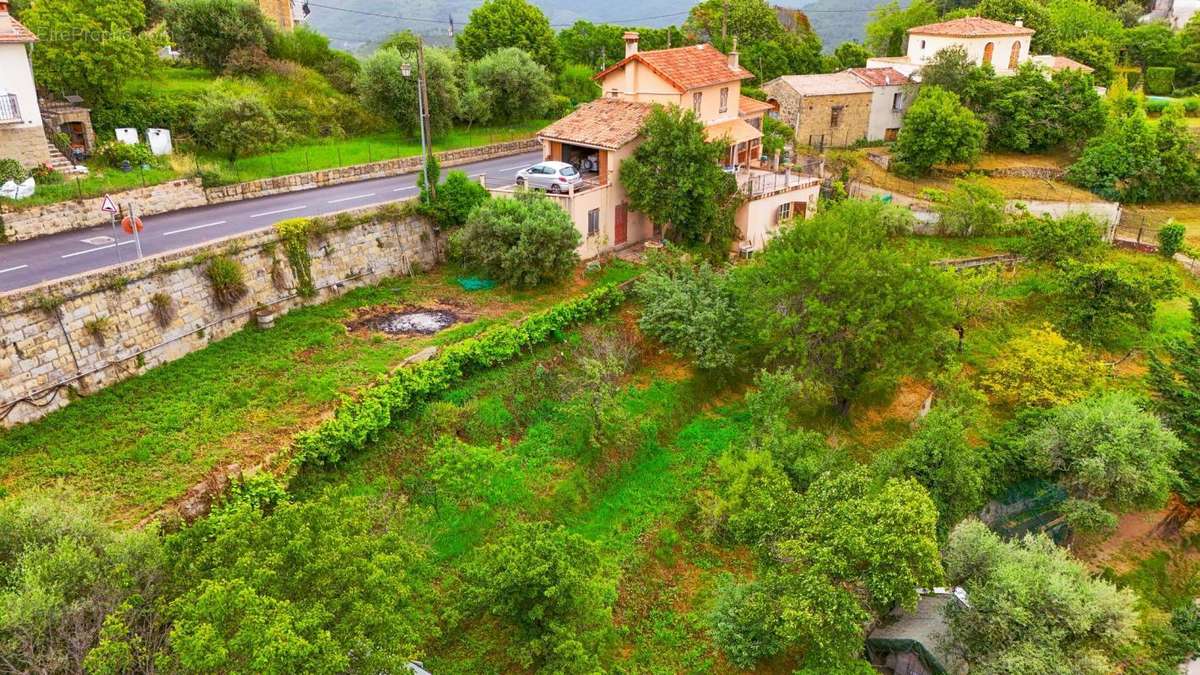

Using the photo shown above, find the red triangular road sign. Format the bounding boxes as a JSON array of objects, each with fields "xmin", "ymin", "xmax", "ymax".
[{"xmin": 100, "ymin": 194, "xmax": 118, "ymax": 214}]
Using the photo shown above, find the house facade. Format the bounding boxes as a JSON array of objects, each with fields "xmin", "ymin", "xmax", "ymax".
[
  {"xmin": 258, "ymin": 0, "xmax": 306, "ymax": 30},
  {"xmin": 499, "ymin": 34, "xmax": 819, "ymax": 257},
  {"xmin": 0, "ymin": 1, "xmax": 50, "ymax": 168},
  {"xmin": 848, "ymin": 67, "xmax": 911, "ymax": 141},
  {"xmin": 866, "ymin": 16, "xmax": 1095, "ymax": 81},
  {"xmin": 762, "ymin": 72, "xmax": 873, "ymax": 148}
]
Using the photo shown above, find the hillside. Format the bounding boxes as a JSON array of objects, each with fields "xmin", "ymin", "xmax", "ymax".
[{"xmin": 304, "ymin": 0, "xmax": 890, "ymax": 53}]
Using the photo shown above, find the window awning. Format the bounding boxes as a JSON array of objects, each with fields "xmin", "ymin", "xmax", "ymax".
[{"xmin": 705, "ymin": 118, "xmax": 762, "ymax": 146}]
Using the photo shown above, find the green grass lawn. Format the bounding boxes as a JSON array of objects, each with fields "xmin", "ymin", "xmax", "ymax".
[{"xmin": 0, "ymin": 261, "xmax": 639, "ymax": 524}]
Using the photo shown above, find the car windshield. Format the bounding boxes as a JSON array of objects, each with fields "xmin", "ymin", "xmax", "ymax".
[{"xmin": 560, "ymin": 166, "xmax": 578, "ymax": 176}]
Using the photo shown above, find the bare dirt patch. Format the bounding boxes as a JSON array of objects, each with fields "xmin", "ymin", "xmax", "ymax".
[{"xmin": 345, "ymin": 301, "xmax": 472, "ymax": 337}]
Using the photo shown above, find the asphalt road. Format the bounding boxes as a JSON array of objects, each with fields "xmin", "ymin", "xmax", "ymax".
[{"xmin": 0, "ymin": 150, "xmax": 543, "ymax": 294}]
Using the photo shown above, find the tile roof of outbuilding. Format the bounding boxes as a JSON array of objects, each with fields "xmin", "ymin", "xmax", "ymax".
[
  {"xmin": 848, "ymin": 67, "xmax": 912, "ymax": 87},
  {"xmin": 594, "ymin": 43, "xmax": 753, "ymax": 92},
  {"xmin": 538, "ymin": 98, "xmax": 654, "ymax": 150},
  {"xmin": 771, "ymin": 72, "xmax": 873, "ymax": 97},
  {"xmin": 908, "ymin": 17, "xmax": 1035, "ymax": 37}
]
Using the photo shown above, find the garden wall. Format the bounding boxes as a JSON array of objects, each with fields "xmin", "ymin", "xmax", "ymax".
[
  {"xmin": 0, "ymin": 204, "xmax": 440, "ymax": 427},
  {"xmin": 0, "ymin": 138, "xmax": 540, "ymax": 242}
]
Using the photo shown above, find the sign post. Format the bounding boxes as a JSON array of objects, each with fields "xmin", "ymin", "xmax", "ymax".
[
  {"xmin": 101, "ymin": 194, "xmax": 120, "ymax": 263},
  {"xmin": 123, "ymin": 203, "xmax": 144, "ymax": 260}
]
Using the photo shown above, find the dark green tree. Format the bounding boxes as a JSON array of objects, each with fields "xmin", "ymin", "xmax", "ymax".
[
  {"xmin": 1149, "ymin": 298, "xmax": 1200, "ymax": 536},
  {"xmin": 635, "ymin": 251, "xmax": 745, "ymax": 371},
  {"xmin": 733, "ymin": 199, "xmax": 955, "ymax": 414},
  {"xmin": 467, "ymin": 47, "xmax": 554, "ymax": 123},
  {"xmin": 864, "ymin": 0, "xmax": 938, "ymax": 56},
  {"xmin": 194, "ymin": 90, "xmax": 279, "ymax": 162},
  {"xmin": 985, "ymin": 65, "xmax": 1104, "ymax": 153},
  {"xmin": 357, "ymin": 46, "xmax": 459, "ymax": 136},
  {"xmin": 1057, "ymin": 259, "xmax": 1180, "ymax": 337},
  {"xmin": 450, "ymin": 191, "xmax": 582, "ymax": 288},
  {"xmin": 832, "ymin": 41, "xmax": 871, "ymax": 69},
  {"xmin": 620, "ymin": 105, "xmax": 741, "ymax": 256},
  {"xmin": 456, "ymin": 0, "xmax": 559, "ymax": 69},
  {"xmin": 165, "ymin": 0, "xmax": 274, "ymax": 73},
  {"xmin": 893, "ymin": 86, "xmax": 987, "ymax": 176}
]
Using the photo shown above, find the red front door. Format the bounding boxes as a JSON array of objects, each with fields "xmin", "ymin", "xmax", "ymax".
[{"xmin": 615, "ymin": 203, "xmax": 628, "ymax": 245}]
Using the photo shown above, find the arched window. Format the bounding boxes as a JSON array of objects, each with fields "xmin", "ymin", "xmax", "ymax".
[
  {"xmin": 983, "ymin": 41, "xmax": 995, "ymax": 66},
  {"xmin": 1008, "ymin": 41, "xmax": 1021, "ymax": 69}
]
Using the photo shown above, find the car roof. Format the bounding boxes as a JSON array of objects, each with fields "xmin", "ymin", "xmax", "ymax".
[{"xmin": 535, "ymin": 161, "xmax": 573, "ymax": 169}]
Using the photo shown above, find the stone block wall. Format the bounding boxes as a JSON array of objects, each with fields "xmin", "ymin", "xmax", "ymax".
[
  {"xmin": 0, "ymin": 204, "xmax": 439, "ymax": 427},
  {"xmin": 0, "ymin": 124, "xmax": 51, "ymax": 168},
  {"xmin": 2, "ymin": 179, "xmax": 208, "ymax": 241},
  {"xmin": 0, "ymin": 138, "xmax": 540, "ymax": 242}
]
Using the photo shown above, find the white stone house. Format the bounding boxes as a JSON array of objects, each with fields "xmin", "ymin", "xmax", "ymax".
[
  {"xmin": 866, "ymin": 17, "xmax": 1092, "ymax": 81},
  {"xmin": 0, "ymin": 0, "xmax": 50, "ymax": 168},
  {"xmin": 848, "ymin": 67, "xmax": 912, "ymax": 142}
]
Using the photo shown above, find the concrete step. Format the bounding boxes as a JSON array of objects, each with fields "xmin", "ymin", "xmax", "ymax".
[{"xmin": 45, "ymin": 142, "xmax": 74, "ymax": 170}]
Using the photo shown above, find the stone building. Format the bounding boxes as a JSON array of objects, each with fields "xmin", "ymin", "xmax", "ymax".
[
  {"xmin": 0, "ymin": 1, "xmax": 50, "ymax": 168},
  {"xmin": 257, "ymin": 0, "xmax": 305, "ymax": 30},
  {"xmin": 762, "ymin": 72, "xmax": 873, "ymax": 149}
]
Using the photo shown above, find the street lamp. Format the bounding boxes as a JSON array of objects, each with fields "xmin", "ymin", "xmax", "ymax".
[{"xmin": 401, "ymin": 39, "xmax": 435, "ymax": 202}]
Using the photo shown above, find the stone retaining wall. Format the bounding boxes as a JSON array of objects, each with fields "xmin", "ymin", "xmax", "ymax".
[
  {"xmin": 0, "ymin": 138, "xmax": 540, "ymax": 242},
  {"xmin": 0, "ymin": 203, "xmax": 439, "ymax": 427}
]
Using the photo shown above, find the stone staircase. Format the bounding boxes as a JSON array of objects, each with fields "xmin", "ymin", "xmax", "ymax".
[{"xmin": 45, "ymin": 142, "xmax": 74, "ymax": 171}]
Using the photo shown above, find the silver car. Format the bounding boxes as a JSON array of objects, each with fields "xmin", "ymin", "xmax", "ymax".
[{"xmin": 515, "ymin": 161, "xmax": 583, "ymax": 193}]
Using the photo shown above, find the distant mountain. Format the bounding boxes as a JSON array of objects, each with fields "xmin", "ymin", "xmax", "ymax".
[{"xmin": 303, "ymin": 0, "xmax": 890, "ymax": 54}]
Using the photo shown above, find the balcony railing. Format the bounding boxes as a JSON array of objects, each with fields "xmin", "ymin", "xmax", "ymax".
[
  {"xmin": 737, "ymin": 169, "xmax": 820, "ymax": 200},
  {"xmin": 0, "ymin": 94, "xmax": 21, "ymax": 124}
]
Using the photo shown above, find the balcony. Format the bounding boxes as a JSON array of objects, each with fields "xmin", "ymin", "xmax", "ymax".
[
  {"xmin": 736, "ymin": 167, "xmax": 819, "ymax": 200},
  {"xmin": 0, "ymin": 94, "xmax": 21, "ymax": 124}
]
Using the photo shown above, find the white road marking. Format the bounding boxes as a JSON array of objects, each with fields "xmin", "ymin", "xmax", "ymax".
[
  {"xmin": 327, "ymin": 193, "xmax": 376, "ymax": 204},
  {"xmin": 162, "ymin": 220, "xmax": 227, "ymax": 237},
  {"xmin": 392, "ymin": 185, "xmax": 418, "ymax": 193},
  {"xmin": 249, "ymin": 205, "xmax": 306, "ymax": 219},
  {"xmin": 61, "ymin": 241, "xmax": 135, "ymax": 259},
  {"xmin": 0, "ymin": 265, "xmax": 28, "ymax": 275}
]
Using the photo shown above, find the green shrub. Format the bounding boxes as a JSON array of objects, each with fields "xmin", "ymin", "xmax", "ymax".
[
  {"xmin": 205, "ymin": 255, "xmax": 249, "ymax": 309},
  {"xmin": 710, "ymin": 578, "xmax": 783, "ymax": 668},
  {"xmin": 544, "ymin": 93, "xmax": 574, "ymax": 118},
  {"xmin": 1145, "ymin": 97, "xmax": 1171, "ymax": 114},
  {"xmin": 1184, "ymin": 97, "xmax": 1200, "ymax": 116},
  {"xmin": 0, "ymin": 158, "xmax": 25, "ymax": 183},
  {"xmin": 1126, "ymin": 70, "xmax": 1141, "ymax": 90},
  {"xmin": 293, "ymin": 284, "xmax": 625, "ymax": 466},
  {"xmin": 274, "ymin": 217, "xmax": 315, "ymax": 297},
  {"xmin": 450, "ymin": 191, "xmax": 582, "ymax": 288},
  {"xmin": 1145, "ymin": 67, "xmax": 1176, "ymax": 96},
  {"xmin": 1158, "ymin": 221, "xmax": 1186, "ymax": 258},
  {"xmin": 424, "ymin": 170, "xmax": 489, "ymax": 229},
  {"xmin": 95, "ymin": 141, "xmax": 156, "ymax": 169},
  {"xmin": 1017, "ymin": 212, "xmax": 1104, "ymax": 262}
]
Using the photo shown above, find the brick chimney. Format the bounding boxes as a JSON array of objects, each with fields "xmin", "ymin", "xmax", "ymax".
[
  {"xmin": 1014, "ymin": 18, "xmax": 1023, "ymax": 27},
  {"xmin": 728, "ymin": 37, "xmax": 739, "ymax": 69},
  {"xmin": 624, "ymin": 31, "xmax": 639, "ymax": 58}
]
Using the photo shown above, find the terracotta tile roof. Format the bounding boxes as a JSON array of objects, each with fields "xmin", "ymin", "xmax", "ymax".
[
  {"xmin": 1032, "ymin": 54, "xmax": 1095, "ymax": 74},
  {"xmin": 594, "ymin": 43, "xmax": 753, "ymax": 93},
  {"xmin": 771, "ymin": 72, "xmax": 872, "ymax": 97},
  {"xmin": 0, "ymin": 14, "xmax": 37, "ymax": 44},
  {"xmin": 538, "ymin": 98, "xmax": 654, "ymax": 150},
  {"xmin": 908, "ymin": 17, "xmax": 1035, "ymax": 37},
  {"xmin": 848, "ymin": 67, "xmax": 911, "ymax": 87},
  {"xmin": 738, "ymin": 96, "xmax": 775, "ymax": 115}
]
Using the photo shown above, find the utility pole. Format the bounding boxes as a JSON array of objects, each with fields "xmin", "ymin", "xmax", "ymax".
[{"xmin": 417, "ymin": 37, "xmax": 436, "ymax": 201}]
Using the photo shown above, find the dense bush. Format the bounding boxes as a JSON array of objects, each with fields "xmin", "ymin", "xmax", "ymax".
[
  {"xmin": 892, "ymin": 86, "xmax": 987, "ymax": 176},
  {"xmin": 1017, "ymin": 212, "xmax": 1104, "ymax": 262},
  {"xmin": 466, "ymin": 48, "xmax": 554, "ymax": 124},
  {"xmin": 95, "ymin": 141, "xmax": 156, "ymax": 169},
  {"xmin": 293, "ymin": 283, "xmax": 624, "ymax": 466},
  {"xmin": 710, "ymin": 579, "xmax": 783, "ymax": 667},
  {"xmin": 450, "ymin": 191, "xmax": 581, "ymax": 288},
  {"xmin": 981, "ymin": 325, "xmax": 1104, "ymax": 407},
  {"xmin": 1159, "ymin": 220, "xmax": 1187, "ymax": 257},
  {"xmin": 926, "ymin": 177, "xmax": 1007, "ymax": 236},
  {"xmin": 423, "ymin": 170, "xmax": 490, "ymax": 229},
  {"xmin": 1057, "ymin": 259, "xmax": 1180, "ymax": 337},
  {"xmin": 636, "ymin": 251, "xmax": 744, "ymax": 371},
  {"xmin": 166, "ymin": 0, "xmax": 275, "ymax": 73},
  {"xmin": 1146, "ymin": 66, "xmax": 1177, "ymax": 95},
  {"xmin": 0, "ymin": 158, "xmax": 24, "ymax": 183},
  {"xmin": 194, "ymin": 90, "xmax": 280, "ymax": 162}
]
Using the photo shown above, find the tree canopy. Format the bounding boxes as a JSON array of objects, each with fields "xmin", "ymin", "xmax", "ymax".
[
  {"xmin": 893, "ymin": 86, "xmax": 987, "ymax": 176},
  {"xmin": 357, "ymin": 47, "xmax": 460, "ymax": 137},
  {"xmin": 450, "ymin": 191, "xmax": 582, "ymax": 288},
  {"xmin": 456, "ymin": 0, "xmax": 559, "ymax": 69},
  {"xmin": 166, "ymin": 0, "xmax": 274, "ymax": 73}
]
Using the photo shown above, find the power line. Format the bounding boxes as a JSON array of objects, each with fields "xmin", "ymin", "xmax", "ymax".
[{"xmin": 305, "ymin": 2, "xmax": 693, "ymax": 29}]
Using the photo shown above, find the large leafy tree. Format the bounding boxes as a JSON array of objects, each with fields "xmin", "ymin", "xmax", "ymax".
[
  {"xmin": 1057, "ymin": 259, "xmax": 1180, "ymax": 338},
  {"xmin": 462, "ymin": 522, "xmax": 616, "ymax": 671},
  {"xmin": 557, "ymin": 21, "xmax": 687, "ymax": 70},
  {"xmin": 23, "ymin": 0, "xmax": 163, "ymax": 104},
  {"xmin": 685, "ymin": 0, "xmax": 786, "ymax": 44},
  {"xmin": 356, "ymin": 46, "xmax": 459, "ymax": 137},
  {"xmin": 635, "ymin": 251, "xmax": 745, "ymax": 371},
  {"xmin": 893, "ymin": 86, "xmax": 987, "ymax": 176},
  {"xmin": 165, "ymin": 0, "xmax": 274, "ymax": 73},
  {"xmin": 456, "ymin": 0, "xmax": 559, "ymax": 69},
  {"xmin": 450, "ymin": 191, "xmax": 581, "ymax": 288},
  {"xmin": 733, "ymin": 198, "xmax": 954, "ymax": 414},
  {"xmin": 162, "ymin": 489, "xmax": 428, "ymax": 674},
  {"xmin": 193, "ymin": 90, "xmax": 280, "ymax": 162},
  {"xmin": 467, "ymin": 47, "xmax": 553, "ymax": 123},
  {"xmin": 984, "ymin": 65, "xmax": 1104, "ymax": 153},
  {"xmin": 943, "ymin": 520, "xmax": 1138, "ymax": 674},
  {"xmin": 620, "ymin": 105, "xmax": 741, "ymax": 256},
  {"xmin": 1149, "ymin": 298, "xmax": 1200, "ymax": 536},
  {"xmin": 1062, "ymin": 35, "xmax": 1118, "ymax": 85},
  {"xmin": 1068, "ymin": 104, "xmax": 1200, "ymax": 203},
  {"xmin": 1125, "ymin": 22, "xmax": 1182, "ymax": 72},
  {"xmin": 1024, "ymin": 392, "xmax": 1182, "ymax": 529},
  {"xmin": 1041, "ymin": 0, "xmax": 1124, "ymax": 53}
]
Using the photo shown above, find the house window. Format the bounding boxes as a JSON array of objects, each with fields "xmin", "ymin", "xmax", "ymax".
[
  {"xmin": 983, "ymin": 41, "xmax": 995, "ymax": 66},
  {"xmin": 892, "ymin": 92, "xmax": 904, "ymax": 111},
  {"xmin": 830, "ymin": 105, "xmax": 844, "ymax": 128},
  {"xmin": 609, "ymin": 89, "xmax": 619, "ymax": 98},
  {"xmin": 1009, "ymin": 41, "xmax": 1021, "ymax": 69},
  {"xmin": 719, "ymin": 87, "xmax": 729, "ymax": 113},
  {"xmin": 587, "ymin": 208, "xmax": 600, "ymax": 237},
  {"xmin": 693, "ymin": 91, "xmax": 703, "ymax": 114},
  {"xmin": 920, "ymin": 40, "xmax": 926, "ymax": 50},
  {"xmin": 775, "ymin": 202, "xmax": 791, "ymax": 224}
]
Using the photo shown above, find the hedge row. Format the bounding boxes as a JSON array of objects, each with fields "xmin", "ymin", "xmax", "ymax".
[{"xmin": 293, "ymin": 284, "xmax": 626, "ymax": 467}]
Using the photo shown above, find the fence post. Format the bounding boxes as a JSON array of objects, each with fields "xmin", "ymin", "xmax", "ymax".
[
  {"xmin": 75, "ymin": 176, "xmax": 82, "ymax": 201},
  {"xmin": 336, "ymin": 145, "xmax": 343, "ymax": 168},
  {"xmin": 305, "ymin": 148, "xmax": 311, "ymax": 173}
]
